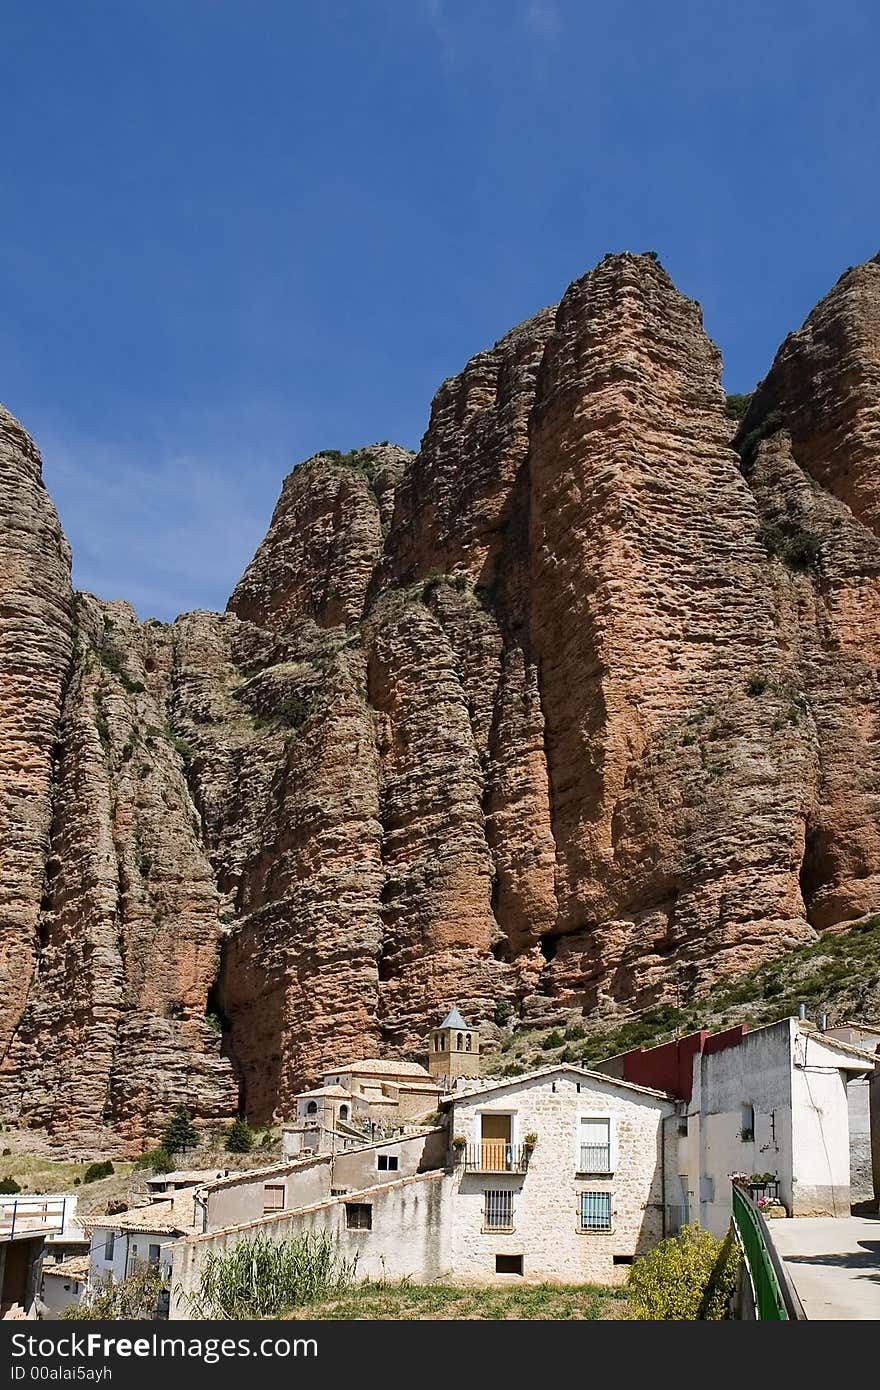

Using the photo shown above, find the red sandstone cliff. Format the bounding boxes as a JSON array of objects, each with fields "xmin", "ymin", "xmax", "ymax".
[{"xmin": 1, "ymin": 252, "xmax": 878, "ymax": 1151}]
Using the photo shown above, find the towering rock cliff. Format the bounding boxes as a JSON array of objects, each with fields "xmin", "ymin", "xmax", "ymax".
[{"xmin": 1, "ymin": 251, "xmax": 878, "ymax": 1152}]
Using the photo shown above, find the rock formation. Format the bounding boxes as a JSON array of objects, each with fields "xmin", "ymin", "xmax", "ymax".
[{"xmin": 1, "ymin": 251, "xmax": 879, "ymax": 1151}]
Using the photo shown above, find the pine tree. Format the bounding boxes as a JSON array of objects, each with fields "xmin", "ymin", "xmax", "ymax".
[
  {"xmin": 161, "ymin": 1103, "xmax": 199, "ymax": 1154},
  {"xmin": 225, "ymin": 1117, "xmax": 255, "ymax": 1154}
]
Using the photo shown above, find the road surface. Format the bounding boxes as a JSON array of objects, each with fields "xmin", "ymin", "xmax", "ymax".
[{"xmin": 767, "ymin": 1214, "xmax": 880, "ymax": 1320}]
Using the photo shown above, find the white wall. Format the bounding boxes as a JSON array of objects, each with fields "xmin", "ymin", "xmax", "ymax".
[{"xmin": 170, "ymin": 1173, "xmax": 452, "ymax": 1317}]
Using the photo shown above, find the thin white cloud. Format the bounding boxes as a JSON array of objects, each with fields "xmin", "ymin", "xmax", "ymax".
[{"xmin": 523, "ymin": 0, "xmax": 562, "ymax": 41}]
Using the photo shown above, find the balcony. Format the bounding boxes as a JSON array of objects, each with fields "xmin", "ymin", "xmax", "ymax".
[
  {"xmin": 457, "ymin": 1143, "xmax": 531, "ymax": 1173},
  {"xmin": 576, "ymin": 1143, "xmax": 612, "ymax": 1174}
]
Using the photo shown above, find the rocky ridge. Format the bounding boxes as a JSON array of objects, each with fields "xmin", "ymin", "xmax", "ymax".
[{"xmin": 1, "ymin": 251, "xmax": 878, "ymax": 1152}]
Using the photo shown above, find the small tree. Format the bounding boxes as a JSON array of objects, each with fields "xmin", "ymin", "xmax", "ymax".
[
  {"xmin": 628, "ymin": 1223, "xmax": 738, "ymax": 1320},
  {"xmin": 0, "ymin": 1177, "xmax": 20, "ymax": 1194},
  {"xmin": 133, "ymin": 1145, "xmax": 173, "ymax": 1174},
  {"xmin": 83, "ymin": 1160, "xmax": 114, "ymax": 1184},
  {"xmin": 225, "ymin": 1118, "xmax": 255, "ymax": 1154},
  {"xmin": 161, "ymin": 1103, "xmax": 199, "ymax": 1154}
]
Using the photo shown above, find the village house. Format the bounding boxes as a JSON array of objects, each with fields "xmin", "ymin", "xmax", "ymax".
[
  {"xmin": 39, "ymin": 1255, "xmax": 89, "ymax": 1319},
  {"xmin": 86, "ymin": 1188, "xmax": 200, "ymax": 1292},
  {"xmin": 596, "ymin": 1016, "xmax": 876, "ymax": 1234},
  {"xmin": 169, "ymin": 1058, "xmax": 680, "ymax": 1312},
  {"xmin": 283, "ymin": 1056, "xmax": 446, "ymax": 1157}
]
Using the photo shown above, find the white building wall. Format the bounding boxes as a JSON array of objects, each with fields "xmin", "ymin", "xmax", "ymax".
[
  {"xmin": 170, "ymin": 1173, "xmax": 452, "ymax": 1318},
  {"xmin": 88, "ymin": 1227, "xmax": 180, "ymax": 1286},
  {"xmin": 684, "ymin": 1022, "xmax": 794, "ymax": 1236},
  {"xmin": 447, "ymin": 1071, "xmax": 674, "ymax": 1285},
  {"xmin": 790, "ymin": 1032, "xmax": 853, "ymax": 1216}
]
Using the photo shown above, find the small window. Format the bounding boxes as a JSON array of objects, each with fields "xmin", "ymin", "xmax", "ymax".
[
  {"xmin": 495, "ymin": 1254, "xmax": 523, "ymax": 1275},
  {"xmin": 578, "ymin": 1117, "xmax": 612, "ymax": 1173},
  {"xmin": 484, "ymin": 1190, "xmax": 514, "ymax": 1231},
  {"xmin": 465, "ymin": 1033, "xmax": 472, "ymax": 1051},
  {"xmin": 105, "ymin": 1232, "xmax": 115, "ymax": 1262},
  {"xmin": 330, "ymin": 1188, "xmax": 348, "ymax": 1197},
  {"xmin": 263, "ymin": 1184, "xmax": 286, "ymax": 1212},
  {"xmin": 457, "ymin": 1032, "xmax": 463, "ymax": 1051},
  {"xmin": 148, "ymin": 1243, "xmax": 161, "ymax": 1266},
  {"xmin": 580, "ymin": 1191, "xmax": 612, "ymax": 1232},
  {"xmin": 339, "ymin": 1104, "xmax": 349, "ymax": 1120},
  {"xmin": 741, "ymin": 1103, "xmax": 755, "ymax": 1142},
  {"xmin": 306, "ymin": 1100, "xmax": 318, "ymax": 1116},
  {"xmin": 346, "ymin": 1203, "xmax": 372, "ymax": 1231},
  {"xmin": 613, "ymin": 1254, "xmax": 634, "ymax": 1265},
  {"xmin": 377, "ymin": 1153, "xmax": 399, "ymax": 1172}
]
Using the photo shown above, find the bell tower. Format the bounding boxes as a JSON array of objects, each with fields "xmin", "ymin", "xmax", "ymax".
[{"xmin": 427, "ymin": 1007, "xmax": 481, "ymax": 1084}]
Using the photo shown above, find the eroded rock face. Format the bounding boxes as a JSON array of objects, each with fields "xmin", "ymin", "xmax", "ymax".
[{"xmin": 2, "ymin": 252, "xmax": 880, "ymax": 1148}]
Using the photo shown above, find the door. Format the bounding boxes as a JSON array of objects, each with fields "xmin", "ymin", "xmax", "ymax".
[{"xmin": 480, "ymin": 1113, "xmax": 512, "ymax": 1170}]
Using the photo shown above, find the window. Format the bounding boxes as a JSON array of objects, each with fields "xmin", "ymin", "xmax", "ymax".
[
  {"xmin": 578, "ymin": 1116, "xmax": 612, "ymax": 1172},
  {"xmin": 456, "ymin": 1032, "xmax": 463, "ymax": 1051},
  {"xmin": 465, "ymin": 1033, "xmax": 471, "ymax": 1051},
  {"xmin": 495, "ymin": 1254, "xmax": 523, "ymax": 1275},
  {"xmin": 377, "ymin": 1153, "xmax": 399, "ymax": 1172},
  {"xmin": 346, "ymin": 1203, "xmax": 372, "ymax": 1231},
  {"xmin": 338, "ymin": 1104, "xmax": 349, "ymax": 1120},
  {"xmin": 330, "ymin": 1188, "xmax": 348, "ymax": 1197},
  {"xmin": 613, "ymin": 1254, "xmax": 634, "ymax": 1266},
  {"xmin": 263, "ymin": 1184, "xmax": 286, "ymax": 1213},
  {"xmin": 580, "ymin": 1191, "xmax": 612, "ymax": 1232},
  {"xmin": 306, "ymin": 1100, "xmax": 318, "ymax": 1116},
  {"xmin": 105, "ymin": 1232, "xmax": 115, "ymax": 1262},
  {"xmin": 484, "ymin": 1189, "xmax": 514, "ymax": 1231},
  {"xmin": 148, "ymin": 1244, "xmax": 161, "ymax": 1266},
  {"xmin": 740, "ymin": 1103, "xmax": 755, "ymax": 1142}
]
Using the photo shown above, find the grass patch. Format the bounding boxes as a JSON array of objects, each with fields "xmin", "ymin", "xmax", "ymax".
[
  {"xmin": 282, "ymin": 1280, "xmax": 629, "ymax": 1320},
  {"xmin": 482, "ymin": 914, "xmax": 880, "ymax": 1076},
  {"xmin": 0, "ymin": 1151, "xmax": 133, "ymax": 1195}
]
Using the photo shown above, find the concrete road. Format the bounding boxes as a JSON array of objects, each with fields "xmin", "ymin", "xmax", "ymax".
[{"xmin": 768, "ymin": 1215, "xmax": 880, "ymax": 1320}]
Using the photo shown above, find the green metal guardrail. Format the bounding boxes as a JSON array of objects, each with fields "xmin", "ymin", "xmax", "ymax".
[{"xmin": 730, "ymin": 1182, "xmax": 805, "ymax": 1320}]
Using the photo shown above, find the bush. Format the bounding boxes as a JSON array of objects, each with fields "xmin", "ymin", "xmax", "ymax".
[
  {"xmin": 161, "ymin": 1104, "xmax": 199, "ymax": 1154},
  {"xmin": 542, "ymin": 1030, "xmax": 564, "ymax": 1050},
  {"xmin": 225, "ymin": 1118, "xmax": 255, "ymax": 1154},
  {"xmin": 185, "ymin": 1232, "xmax": 357, "ymax": 1319},
  {"xmin": 746, "ymin": 676, "xmax": 768, "ymax": 697},
  {"xmin": 0, "ymin": 1177, "xmax": 20, "ymax": 1194},
  {"xmin": 759, "ymin": 521, "xmax": 821, "ymax": 572},
  {"xmin": 83, "ymin": 1160, "xmax": 114, "ymax": 1184},
  {"xmin": 628, "ymin": 1223, "xmax": 738, "ymax": 1320},
  {"xmin": 724, "ymin": 392, "xmax": 753, "ymax": 421},
  {"xmin": 133, "ymin": 1146, "xmax": 173, "ymax": 1173},
  {"xmin": 493, "ymin": 999, "xmax": 514, "ymax": 1027}
]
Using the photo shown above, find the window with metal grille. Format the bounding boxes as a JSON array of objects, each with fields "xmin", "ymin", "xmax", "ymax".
[
  {"xmin": 148, "ymin": 1243, "xmax": 161, "ymax": 1265},
  {"xmin": 346, "ymin": 1203, "xmax": 372, "ymax": 1230},
  {"xmin": 578, "ymin": 1116, "xmax": 611, "ymax": 1172},
  {"xmin": 484, "ymin": 1189, "xmax": 514, "ymax": 1230},
  {"xmin": 263, "ymin": 1184, "xmax": 286, "ymax": 1212},
  {"xmin": 377, "ymin": 1153, "xmax": 399, "ymax": 1172},
  {"xmin": 579, "ymin": 1191, "xmax": 612, "ymax": 1232}
]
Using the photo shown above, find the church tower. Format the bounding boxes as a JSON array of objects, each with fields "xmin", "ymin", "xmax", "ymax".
[{"xmin": 427, "ymin": 1007, "xmax": 481, "ymax": 1084}]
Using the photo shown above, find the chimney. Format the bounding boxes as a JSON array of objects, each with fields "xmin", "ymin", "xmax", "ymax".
[
  {"xmin": 798, "ymin": 1003, "xmax": 806, "ymax": 1021},
  {"xmin": 820, "ymin": 1013, "xmax": 828, "ymax": 1032}
]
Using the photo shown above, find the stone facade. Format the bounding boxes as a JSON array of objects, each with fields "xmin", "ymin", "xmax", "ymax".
[{"xmin": 445, "ymin": 1068, "xmax": 675, "ymax": 1284}]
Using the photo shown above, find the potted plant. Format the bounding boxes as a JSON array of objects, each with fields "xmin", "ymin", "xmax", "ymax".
[
  {"xmin": 523, "ymin": 1132, "xmax": 538, "ymax": 1148},
  {"xmin": 451, "ymin": 1135, "xmax": 467, "ymax": 1157}
]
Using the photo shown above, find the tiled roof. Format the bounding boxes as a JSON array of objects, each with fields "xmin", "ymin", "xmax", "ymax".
[
  {"xmin": 88, "ymin": 1190, "xmax": 199, "ymax": 1236},
  {"xmin": 42, "ymin": 1256, "xmax": 90, "ymax": 1281},
  {"xmin": 328, "ymin": 1058, "xmax": 430, "ymax": 1078}
]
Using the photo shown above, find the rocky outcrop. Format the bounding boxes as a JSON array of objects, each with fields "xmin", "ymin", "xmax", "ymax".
[{"xmin": 2, "ymin": 252, "xmax": 880, "ymax": 1149}]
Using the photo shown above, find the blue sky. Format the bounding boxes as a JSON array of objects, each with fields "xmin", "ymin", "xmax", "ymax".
[{"xmin": 2, "ymin": 1, "xmax": 878, "ymax": 620}]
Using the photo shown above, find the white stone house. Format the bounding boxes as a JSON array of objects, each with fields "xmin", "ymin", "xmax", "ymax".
[
  {"xmin": 86, "ymin": 1189, "xmax": 199, "ymax": 1290},
  {"xmin": 441, "ymin": 1065, "xmax": 677, "ymax": 1283}
]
